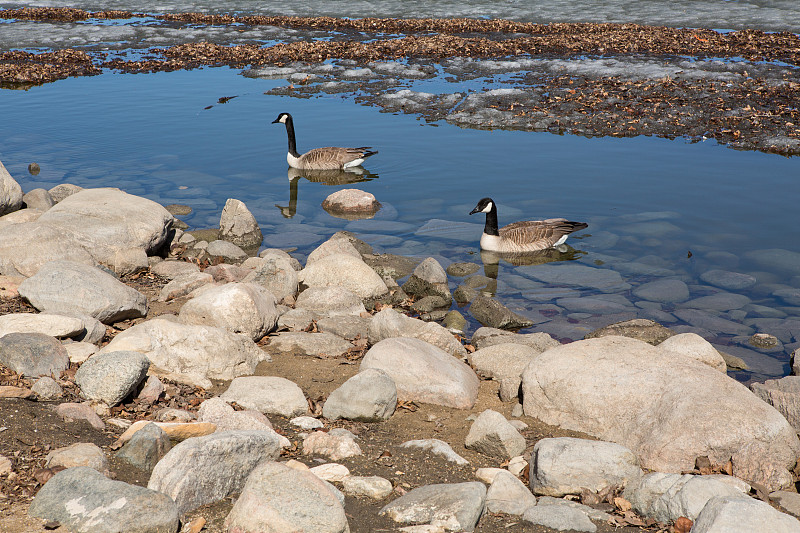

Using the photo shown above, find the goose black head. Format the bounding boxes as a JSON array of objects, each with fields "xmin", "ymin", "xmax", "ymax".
[
  {"xmin": 272, "ymin": 112, "xmax": 292, "ymax": 124},
  {"xmin": 470, "ymin": 197, "xmax": 495, "ymax": 215}
]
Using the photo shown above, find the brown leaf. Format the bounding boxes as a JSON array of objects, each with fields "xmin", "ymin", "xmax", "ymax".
[
  {"xmin": 673, "ymin": 516, "xmax": 693, "ymax": 533},
  {"xmin": 695, "ymin": 455, "xmax": 712, "ymax": 475},
  {"xmin": 721, "ymin": 459, "xmax": 733, "ymax": 476},
  {"xmin": 613, "ymin": 496, "xmax": 632, "ymax": 512},
  {"xmin": 378, "ymin": 450, "xmax": 392, "ymax": 458},
  {"xmin": 580, "ymin": 488, "xmax": 601, "ymax": 505},
  {"xmin": 751, "ymin": 481, "xmax": 770, "ymax": 502},
  {"xmin": 397, "ymin": 400, "xmax": 418, "ymax": 412},
  {"xmin": 33, "ymin": 468, "xmax": 55, "ymax": 485},
  {"xmin": 182, "ymin": 516, "xmax": 206, "ymax": 533},
  {"xmin": 520, "ymin": 462, "xmax": 530, "ymax": 485},
  {"xmin": 621, "ymin": 511, "xmax": 647, "ymax": 527}
]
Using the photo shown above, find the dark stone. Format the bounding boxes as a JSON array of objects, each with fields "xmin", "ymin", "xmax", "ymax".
[
  {"xmin": 116, "ymin": 423, "xmax": 171, "ymax": 472},
  {"xmin": 585, "ymin": 318, "xmax": 673, "ymax": 345},
  {"xmin": 0, "ymin": 333, "xmax": 68, "ymax": 378},
  {"xmin": 469, "ymin": 296, "xmax": 534, "ymax": 330},
  {"xmin": 29, "ymin": 466, "xmax": 179, "ymax": 533}
]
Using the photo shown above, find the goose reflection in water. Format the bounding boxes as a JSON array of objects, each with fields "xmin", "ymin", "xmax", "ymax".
[
  {"xmin": 478, "ymin": 245, "xmax": 586, "ymax": 293},
  {"xmin": 275, "ymin": 167, "xmax": 379, "ymax": 218}
]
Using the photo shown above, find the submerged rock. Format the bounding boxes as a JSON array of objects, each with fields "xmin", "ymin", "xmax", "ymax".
[
  {"xmin": 322, "ymin": 188, "xmax": 381, "ymax": 219},
  {"xmin": 469, "ymin": 295, "xmax": 534, "ymax": 330},
  {"xmin": 584, "ymin": 318, "xmax": 673, "ymax": 345}
]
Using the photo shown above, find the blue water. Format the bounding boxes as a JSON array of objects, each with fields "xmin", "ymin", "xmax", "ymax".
[
  {"xmin": 1, "ymin": 68, "xmax": 795, "ymax": 247},
  {"xmin": 1, "ymin": 9, "xmax": 800, "ymax": 381}
]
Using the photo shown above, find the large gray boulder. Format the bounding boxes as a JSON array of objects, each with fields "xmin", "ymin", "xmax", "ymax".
[
  {"xmin": 75, "ymin": 351, "xmax": 150, "ymax": 406},
  {"xmin": 486, "ymin": 470, "xmax": 537, "ymax": 516},
  {"xmin": 224, "ymin": 461, "xmax": 349, "ymax": 533},
  {"xmin": 148, "ymin": 430, "xmax": 281, "ymax": 515},
  {"xmin": 100, "ymin": 318, "xmax": 267, "ymax": 389},
  {"xmin": 219, "ymin": 198, "xmax": 262, "ymax": 248},
  {"xmin": 299, "ymin": 253, "xmax": 388, "ymax": 299},
  {"xmin": 29, "ymin": 467, "xmax": 179, "ymax": 533},
  {"xmin": 295, "ymin": 286, "xmax": 367, "ymax": 317},
  {"xmin": 0, "ymin": 160, "xmax": 23, "ymax": 216},
  {"xmin": 401, "ymin": 257, "xmax": 452, "ymax": 302},
  {"xmin": 361, "ymin": 337, "xmax": 479, "ymax": 409},
  {"xmin": 369, "ymin": 307, "xmax": 467, "ymax": 359},
  {"xmin": 0, "ymin": 332, "xmax": 69, "ymax": 378},
  {"xmin": 241, "ymin": 255, "xmax": 298, "ymax": 302},
  {"xmin": 19, "ymin": 260, "xmax": 147, "ymax": 324},
  {"xmin": 0, "ymin": 188, "xmax": 172, "ymax": 276},
  {"xmin": 380, "ymin": 482, "xmax": 486, "ymax": 532},
  {"xmin": 178, "ymin": 282, "xmax": 278, "ymax": 341},
  {"xmin": 624, "ymin": 472, "xmax": 745, "ymax": 523},
  {"xmin": 530, "ymin": 437, "xmax": 643, "ymax": 497},
  {"xmin": 220, "ymin": 376, "xmax": 307, "ymax": 418},
  {"xmin": 322, "ymin": 368, "xmax": 397, "ymax": 422},
  {"xmin": 0, "ymin": 312, "xmax": 85, "ymax": 339},
  {"xmin": 691, "ymin": 495, "xmax": 800, "ymax": 533},
  {"xmin": 465, "ymin": 409, "xmax": 526, "ymax": 459},
  {"xmin": 521, "ymin": 336, "xmax": 800, "ymax": 491}
]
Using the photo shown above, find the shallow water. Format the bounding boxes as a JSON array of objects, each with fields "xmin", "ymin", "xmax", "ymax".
[
  {"xmin": 2, "ymin": 0, "xmax": 800, "ymax": 382},
  {"xmin": 1, "ymin": 65, "xmax": 799, "ymax": 383}
]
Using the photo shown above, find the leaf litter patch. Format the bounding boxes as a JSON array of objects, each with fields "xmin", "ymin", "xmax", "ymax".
[{"xmin": 1, "ymin": 9, "xmax": 799, "ymax": 154}]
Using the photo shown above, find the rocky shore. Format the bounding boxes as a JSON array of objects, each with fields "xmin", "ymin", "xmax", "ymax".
[{"xmin": 2, "ymin": 159, "xmax": 800, "ymax": 533}]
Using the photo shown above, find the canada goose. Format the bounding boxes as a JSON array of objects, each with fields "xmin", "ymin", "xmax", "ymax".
[
  {"xmin": 272, "ymin": 112, "xmax": 378, "ymax": 170},
  {"xmin": 469, "ymin": 197, "xmax": 588, "ymax": 253}
]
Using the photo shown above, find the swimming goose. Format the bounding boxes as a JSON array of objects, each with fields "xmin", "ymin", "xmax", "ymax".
[
  {"xmin": 469, "ymin": 197, "xmax": 588, "ymax": 253},
  {"xmin": 272, "ymin": 112, "xmax": 378, "ymax": 170}
]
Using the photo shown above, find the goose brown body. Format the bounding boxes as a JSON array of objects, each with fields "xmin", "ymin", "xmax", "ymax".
[
  {"xmin": 272, "ymin": 112, "xmax": 377, "ymax": 170},
  {"xmin": 470, "ymin": 197, "xmax": 588, "ymax": 253}
]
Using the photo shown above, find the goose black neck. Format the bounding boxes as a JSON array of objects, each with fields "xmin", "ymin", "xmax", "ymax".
[
  {"xmin": 284, "ymin": 116, "xmax": 300, "ymax": 158},
  {"xmin": 484, "ymin": 205, "xmax": 500, "ymax": 236}
]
